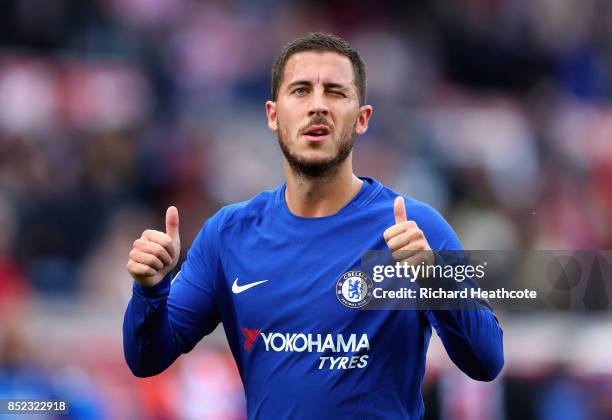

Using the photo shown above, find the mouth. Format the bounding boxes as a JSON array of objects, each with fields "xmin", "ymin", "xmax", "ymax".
[{"xmin": 302, "ymin": 125, "xmax": 331, "ymax": 142}]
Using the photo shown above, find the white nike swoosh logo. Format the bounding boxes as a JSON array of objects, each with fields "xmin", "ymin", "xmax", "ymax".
[{"xmin": 232, "ymin": 278, "xmax": 269, "ymax": 294}]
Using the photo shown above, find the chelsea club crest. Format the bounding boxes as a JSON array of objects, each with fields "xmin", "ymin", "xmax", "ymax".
[{"xmin": 336, "ymin": 270, "xmax": 374, "ymax": 308}]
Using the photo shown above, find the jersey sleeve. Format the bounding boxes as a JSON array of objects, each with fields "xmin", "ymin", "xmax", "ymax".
[
  {"xmin": 410, "ymin": 199, "xmax": 505, "ymax": 381},
  {"xmin": 123, "ymin": 213, "xmax": 224, "ymax": 377}
]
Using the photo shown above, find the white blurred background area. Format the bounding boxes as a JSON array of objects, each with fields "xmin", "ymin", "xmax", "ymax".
[{"xmin": 1, "ymin": 0, "xmax": 612, "ymax": 419}]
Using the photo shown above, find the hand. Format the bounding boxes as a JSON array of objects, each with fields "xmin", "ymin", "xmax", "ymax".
[
  {"xmin": 383, "ymin": 196, "xmax": 434, "ymax": 267},
  {"xmin": 127, "ymin": 206, "xmax": 181, "ymax": 287}
]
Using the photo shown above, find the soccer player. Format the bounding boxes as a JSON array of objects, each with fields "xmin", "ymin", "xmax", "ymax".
[{"xmin": 123, "ymin": 32, "xmax": 504, "ymax": 419}]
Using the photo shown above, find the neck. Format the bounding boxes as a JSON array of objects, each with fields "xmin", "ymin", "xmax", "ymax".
[{"xmin": 284, "ymin": 157, "xmax": 363, "ymax": 217}]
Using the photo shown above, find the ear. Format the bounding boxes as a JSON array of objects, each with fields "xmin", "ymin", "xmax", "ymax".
[
  {"xmin": 355, "ymin": 105, "xmax": 373, "ymax": 136},
  {"xmin": 265, "ymin": 100, "xmax": 278, "ymax": 132}
]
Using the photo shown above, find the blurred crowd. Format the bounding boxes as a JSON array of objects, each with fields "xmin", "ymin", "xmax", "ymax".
[{"xmin": 1, "ymin": 0, "xmax": 612, "ymax": 418}]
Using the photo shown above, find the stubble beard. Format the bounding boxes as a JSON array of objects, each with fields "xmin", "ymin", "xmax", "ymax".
[{"xmin": 277, "ymin": 117, "xmax": 357, "ymax": 181}]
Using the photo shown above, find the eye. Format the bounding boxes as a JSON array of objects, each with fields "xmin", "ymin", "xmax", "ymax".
[
  {"xmin": 292, "ymin": 87, "xmax": 308, "ymax": 95},
  {"xmin": 329, "ymin": 90, "xmax": 346, "ymax": 97}
]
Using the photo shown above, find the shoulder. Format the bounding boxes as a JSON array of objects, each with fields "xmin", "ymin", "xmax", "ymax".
[
  {"xmin": 373, "ymin": 183, "xmax": 447, "ymax": 225},
  {"xmin": 375, "ymin": 183, "xmax": 463, "ymax": 251},
  {"xmin": 203, "ymin": 186, "xmax": 281, "ymax": 234}
]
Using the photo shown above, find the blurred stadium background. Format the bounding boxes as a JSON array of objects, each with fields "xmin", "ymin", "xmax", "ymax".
[{"xmin": 1, "ymin": 0, "xmax": 612, "ymax": 419}]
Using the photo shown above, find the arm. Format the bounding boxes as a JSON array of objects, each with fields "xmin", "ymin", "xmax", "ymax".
[
  {"xmin": 384, "ymin": 196, "xmax": 504, "ymax": 381},
  {"xmin": 123, "ymin": 207, "xmax": 221, "ymax": 377},
  {"xmin": 423, "ymin": 306, "xmax": 504, "ymax": 381}
]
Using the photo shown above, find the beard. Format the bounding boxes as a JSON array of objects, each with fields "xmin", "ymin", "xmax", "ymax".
[{"xmin": 277, "ymin": 117, "xmax": 357, "ymax": 179}]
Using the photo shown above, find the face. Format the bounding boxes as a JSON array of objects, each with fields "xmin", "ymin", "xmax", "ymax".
[{"xmin": 266, "ymin": 51, "xmax": 373, "ymax": 178}]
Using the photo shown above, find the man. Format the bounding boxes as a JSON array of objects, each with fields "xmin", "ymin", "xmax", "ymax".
[{"xmin": 123, "ymin": 32, "xmax": 504, "ymax": 419}]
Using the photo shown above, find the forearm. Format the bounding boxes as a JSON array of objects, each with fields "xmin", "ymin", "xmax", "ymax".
[
  {"xmin": 123, "ymin": 275, "xmax": 181, "ymax": 377},
  {"xmin": 426, "ymin": 308, "xmax": 504, "ymax": 381}
]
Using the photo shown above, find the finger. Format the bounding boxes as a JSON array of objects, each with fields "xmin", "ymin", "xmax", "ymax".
[
  {"xmin": 392, "ymin": 249, "xmax": 420, "ymax": 262},
  {"xmin": 127, "ymin": 260, "xmax": 157, "ymax": 277},
  {"xmin": 403, "ymin": 251, "xmax": 434, "ymax": 276},
  {"xmin": 392, "ymin": 241, "xmax": 429, "ymax": 261},
  {"xmin": 383, "ymin": 220, "xmax": 418, "ymax": 242},
  {"xmin": 142, "ymin": 230, "xmax": 174, "ymax": 255},
  {"xmin": 129, "ymin": 249, "xmax": 164, "ymax": 271},
  {"xmin": 133, "ymin": 239, "xmax": 173, "ymax": 266},
  {"xmin": 387, "ymin": 229, "xmax": 424, "ymax": 252},
  {"xmin": 394, "ymin": 196, "xmax": 407, "ymax": 224},
  {"xmin": 166, "ymin": 206, "xmax": 180, "ymax": 240},
  {"xmin": 398, "ymin": 254, "xmax": 429, "ymax": 282}
]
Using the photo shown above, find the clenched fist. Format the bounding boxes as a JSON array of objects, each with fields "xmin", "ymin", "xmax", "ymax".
[
  {"xmin": 384, "ymin": 196, "xmax": 434, "ymax": 267},
  {"xmin": 127, "ymin": 206, "xmax": 181, "ymax": 287}
]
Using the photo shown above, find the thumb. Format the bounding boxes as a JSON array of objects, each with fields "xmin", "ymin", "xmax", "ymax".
[
  {"xmin": 165, "ymin": 206, "xmax": 180, "ymax": 240},
  {"xmin": 393, "ymin": 196, "xmax": 407, "ymax": 224}
]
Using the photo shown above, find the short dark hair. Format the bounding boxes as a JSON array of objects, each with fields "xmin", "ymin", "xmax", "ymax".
[{"xmin": 271, "ymin": 32, "xmax": 367, "ymax": 105}]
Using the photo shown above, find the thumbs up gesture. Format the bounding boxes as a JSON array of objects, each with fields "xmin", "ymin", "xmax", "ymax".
[
  {"xmin": 127, "ymin": 206, "xmax": 181, "ymax": 287},
  {"xmin": 383, "ymin": 196, "xmax": 434, "ymax": 267}
]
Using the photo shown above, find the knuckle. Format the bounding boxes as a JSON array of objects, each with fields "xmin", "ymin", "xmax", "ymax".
[
  {"xmin": 143, "ymin": 229, "xmax": 157, "ymax": 238},
  {"xmin": 151, "ymin": 246, "xmax": 162, "ymax": 258},
  {"xmin": 161, "ymin": 251, "xmax": 171, "ymax": 262},
  {"xmin": 392, "ymin": 241, "xmax": 404, "ymax": 252},
  {"xmin": 384, "ymin": 227, "xmax": 399, "ymax": 241}
]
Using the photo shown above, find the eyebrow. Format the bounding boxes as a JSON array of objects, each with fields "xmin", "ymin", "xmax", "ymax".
[{"xmin": 286, "ymin": 80, "xmax": 351, "ymax": 92}]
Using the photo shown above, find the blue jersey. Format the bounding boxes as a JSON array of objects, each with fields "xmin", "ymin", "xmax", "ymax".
[{"xmin": 123, "ymin": 177, "xmax": 504, "ymax": 419}]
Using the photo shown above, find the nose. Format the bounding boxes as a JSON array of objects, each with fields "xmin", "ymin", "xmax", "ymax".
[{"xmin": 308, "ymin": 89, "xmax": 329, "ymax": 117}]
